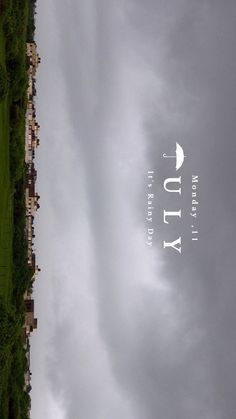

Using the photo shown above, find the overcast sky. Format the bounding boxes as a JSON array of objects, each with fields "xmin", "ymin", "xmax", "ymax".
[{"xmin": 32, "ymin": 1, "xmax": 236, "ymax": 418}]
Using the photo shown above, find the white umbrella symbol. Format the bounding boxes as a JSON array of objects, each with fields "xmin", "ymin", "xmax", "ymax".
[{"xmin": 163, "ymin": 142, "xmax": 186, "ymax": 171}]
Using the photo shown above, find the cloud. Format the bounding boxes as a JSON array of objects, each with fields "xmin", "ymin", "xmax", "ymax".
[{"xmin": 31, "ymin": 1, "xmax": 236, "ymax": 418}]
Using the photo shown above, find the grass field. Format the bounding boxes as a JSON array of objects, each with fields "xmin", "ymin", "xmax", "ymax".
[
  {"xmin": 0, "ymin": 19, "xmax": 13, "ymax": 417},
  {"xmin": 0, "ymin": 21, "xmax": 12, "ymax": 303}
]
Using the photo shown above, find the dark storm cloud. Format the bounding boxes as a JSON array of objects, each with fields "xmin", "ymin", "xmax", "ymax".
[{"xmin": 32, "ymin": 1, "xmax": 236, "ymax": 418}]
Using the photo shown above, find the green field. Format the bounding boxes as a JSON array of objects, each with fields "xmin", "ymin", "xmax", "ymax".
[
  {"xmin": 0, "ymin": 19, "xmax": 13, "ymax": 418},
  {"xmin": 0, "ymin": 21, "xmax": 12, "ymax": 304}
]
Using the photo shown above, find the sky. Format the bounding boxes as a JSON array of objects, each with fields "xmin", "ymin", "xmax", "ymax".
[{"xmin": 32, "ymin": 1, "xmax": 236, "ymax": 418}]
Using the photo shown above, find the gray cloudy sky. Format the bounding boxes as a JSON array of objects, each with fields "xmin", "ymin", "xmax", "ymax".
[{"xmin": 32, "ymin": 1, "xmax": 236, "ymax": 418}]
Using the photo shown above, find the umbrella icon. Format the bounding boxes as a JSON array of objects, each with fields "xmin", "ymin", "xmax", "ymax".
[{"xmin": 163, "ymin": 142, "xmax": 186, "ymax": 171}]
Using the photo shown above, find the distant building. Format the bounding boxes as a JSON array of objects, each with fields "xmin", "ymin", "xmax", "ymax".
[
  {"xmin": 24, "ymin": 299, "xmax": 38, "ymax": 336},
  {"xmin": 23, "ymin": 40, "xmax": 41, "ymax": 342},
  {"xmin": 27, "ymin": 42, "xmax": 41, "ymax": 76}
]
